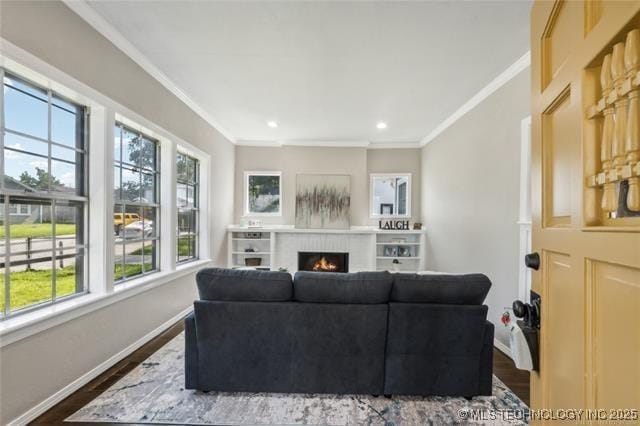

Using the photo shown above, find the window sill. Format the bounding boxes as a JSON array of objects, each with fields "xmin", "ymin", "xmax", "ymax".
[{"xmin": 0, "ymin": 258, "xmax": 212, "ymax": 348}]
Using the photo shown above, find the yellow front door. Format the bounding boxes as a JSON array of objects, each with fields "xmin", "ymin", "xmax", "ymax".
[{"xmin": 531, "ymin": 0, "xmax": 640, "ymax": 421}]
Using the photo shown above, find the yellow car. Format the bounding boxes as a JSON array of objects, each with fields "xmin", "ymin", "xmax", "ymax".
[{"xmin": 114, "ymin": 213, "xmax": 140, "ymax": 235}]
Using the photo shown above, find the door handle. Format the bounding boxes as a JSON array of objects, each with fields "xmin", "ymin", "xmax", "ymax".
[{"xmin": 525, "ymin": 252, "xmax": 540, "ymax": 270}]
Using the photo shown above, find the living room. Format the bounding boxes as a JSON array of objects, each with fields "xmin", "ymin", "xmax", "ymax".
[{"xmin": 1, "ymin": 1, "xmax": 639, "ymax": 425}]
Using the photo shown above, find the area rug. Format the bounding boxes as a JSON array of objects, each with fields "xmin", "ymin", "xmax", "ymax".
[{"xmin": 67, "ymin": 332, "xmax": 529, "ymax": 425}]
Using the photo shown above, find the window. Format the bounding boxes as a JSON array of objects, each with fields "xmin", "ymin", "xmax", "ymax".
[
  {"xmin": 113, "ymin": 122, "xmax": 159, "ymax": 282},
  {"xmin": 176, "ymin": 152, "xmax": 198, "ymax": 263},
  {"xmin": 1, "ymin": 71, "xmax": 87, "ymax": 318},
  {"xmin": 245, "ymin": 171, "xmax": 281, "ymax": 216},
  {"xmin": 8, "ymin": 204, "xmax": 30, "ymax": 215},
  {"xmin": 370, "ymin": 174, "xmax": 412, "ymax": 218}
]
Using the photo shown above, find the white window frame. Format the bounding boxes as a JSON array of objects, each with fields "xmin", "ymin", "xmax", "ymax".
[
  {"xmin": 176, "ymin": 151, "xmax": 200, "ymax": 264},
  {"xmin": 112, "ymin": 121, "xmax": 161, "ymax": 284},
  {"xmin": 1, "ymin": 69, "xmax": 90, "ymax": 318},
  {"xmin": 244, "ymin": 171, "xmax": 282, "ymax": 217},
  {"xmin": 369, "ymin": 173, "xmax": 412, "ymax": 219},
  {"xmin": 0, "ymin": 41, "xmax": 212, "ymax": 346}
]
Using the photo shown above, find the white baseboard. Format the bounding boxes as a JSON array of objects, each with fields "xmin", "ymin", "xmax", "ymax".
[
  {"xmin": 494, "ymin": 338, "xmax": 512, "ymax": 359},
  {"xmin": 8, "ymin": 306, "xmax": 193, "ymax": 426}
]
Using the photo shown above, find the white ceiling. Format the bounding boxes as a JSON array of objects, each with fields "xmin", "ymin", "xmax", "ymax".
[{"xmin": 81, "ymin": 0, "xmax": 531, "ymax": 146}]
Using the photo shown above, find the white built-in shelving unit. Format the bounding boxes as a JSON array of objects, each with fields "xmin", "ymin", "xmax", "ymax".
[
  {"xmin": 374, "ymin": 231, "xmax": 426, "ymax": 273},
  {"xmin": 228, "ymin": 230, "xmax": 275, "ymax": 271}
]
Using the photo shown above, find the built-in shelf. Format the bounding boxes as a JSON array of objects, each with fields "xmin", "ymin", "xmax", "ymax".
[
  {"xmin": 375, "ymin": 230, "xmax": 425, "ymax": 273},
  {"xmin": 229, "ymin": 230, "xmax": 275, "ymax": 270}
]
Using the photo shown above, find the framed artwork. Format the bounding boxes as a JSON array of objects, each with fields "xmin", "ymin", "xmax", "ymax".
[
  {"xmin": 398, "ymin": 245, "xmax": 412, "ymax": 257},
  {"xmin": 295, "ymin": 174, "xmax": 350, "ymax": 229},
  {"xmin": 383, "ymin": 245, "xmax": 398, "ymax": 257}
]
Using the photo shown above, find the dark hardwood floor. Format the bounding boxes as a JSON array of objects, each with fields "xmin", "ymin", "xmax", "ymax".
[
  {"xmin": 493, "ymin": 346, "xmax": 530, "ymax": 406},
  {"xmin": 31, "ymin": 320, "xmax": 530, "ymax": 425}
]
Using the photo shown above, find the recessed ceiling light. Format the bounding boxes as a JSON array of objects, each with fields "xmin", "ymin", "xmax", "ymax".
[
  {"xmin": 376, "ymin": 122, "xmax": 387, "ymax": 129},
  {"xmin": 267, "ymin": 121, "xmax": 278, "ymax": 128}
]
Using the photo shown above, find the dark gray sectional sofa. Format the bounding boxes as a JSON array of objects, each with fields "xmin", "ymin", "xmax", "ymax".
[{"xmin": 185, "ymin": 268, "xmax": 494, "ymax": 397}]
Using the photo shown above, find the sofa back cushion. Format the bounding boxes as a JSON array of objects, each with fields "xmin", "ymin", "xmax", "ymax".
[
  {"xmin": 196, "ymin": 268, "xmax": 292, "ymax": 302},
  {"xmin": 391, "ymin": 273, "xmax": 491, "ymax": 304},
  {"xmin": 293, "ymin": 271, "xmax": 393, "ymax": 304}
]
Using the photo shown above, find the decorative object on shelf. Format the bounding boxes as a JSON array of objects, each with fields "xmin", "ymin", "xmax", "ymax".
[
  {"xmin": 391, "ymin": 237, "xmax": 406, "ymax": 243},
  {"xmin": 244, "ymin": 247, "xmax": 255, "ymax": 253},
  {"xmin": 384, "ymin": 245, "xmax": 398, "ymax": 257},
  {"xmin": 392, "ymin": 259, "xmax": 401, "ymax": 272},
  {"xmin": 247, "ymin": 219, "xmax": 263, "ymax": 228},
  {"xmin": 378, "ymin": 220, "xmax": 410, "ymax": 230},
  {"xmin": 295, "ymin": 174, "xmax": 351, "ymax": 229},
  {"xmin": 397, "ymin": 246, "xmax": 412, "ymax": 257},
  {"xmin": 413, "ymin": 222, "xmax": 423, "ymax": 230},
  {"xmin": 245, "ymin": 232, "xmax": 263, "ymax": 239},
  {"xmin": 244, "ymin": 258, "xmax": 262, "ymax": 267}
]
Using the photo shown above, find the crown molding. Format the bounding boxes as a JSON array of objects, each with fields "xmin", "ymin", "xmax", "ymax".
[
  {"xmin": 62, "ymin": 0, "xmax": 237, "ymax": 144},
  {"xmin": 420, "ymin": 50, "xmax": 531, "ymax": 147},
  {"xmin": 284, "ymin": 140, "xmax": 371, "ymax": 148},
  {"xmin": 235, "ymin": 139, "xmax": 422, "ymax": 149},
  {"xmin": 367, "ymin": 142, "xmax": 422, "ymax": 149},
  {"xmin": 236, "ymin": 140, "xmax": 284, "ymax": 147}
]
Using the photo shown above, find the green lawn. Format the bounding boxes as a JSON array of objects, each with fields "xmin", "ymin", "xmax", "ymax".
[
  {"xmin": 177, "ymin": 236, "xmax": 194, "ymax": 257},
  {"xmin": 1, "ymin": 266, "xmax": 77, "ymax": 313},
  {"xmin": 114, "ymin": 263, "xmax": 153, "ymax": 281},
  {"xmin": 0, "ymin": 223, "xmax": 76, "ymax": 239},
  {"xmin": 129, "ymin": 238, "xmax": 192, "ymax": 256},
  {"xmin": 1, "ymin": 261, "xmax": 155, "ymax": 314}
]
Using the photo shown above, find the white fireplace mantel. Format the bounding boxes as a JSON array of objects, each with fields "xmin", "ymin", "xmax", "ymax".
[
  {"xmin": 227, "ymin": 225, "xmax": 426, "ymax": 235},
  {"xmin": 227, "ymin": 225, "xmax": 426, "ymax": 273}
]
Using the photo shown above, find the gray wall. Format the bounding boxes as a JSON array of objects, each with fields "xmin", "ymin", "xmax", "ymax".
[
  {"xmin": 0, "ymin": 1, "xmax": 235, "ymax": 422},
  {"xmin": 421, "ymin": 69, "xmax": 530, "ymax": 346},
  {"xmin": 234, "ymin": 146, "xmax": 421, "ymax": 226}
]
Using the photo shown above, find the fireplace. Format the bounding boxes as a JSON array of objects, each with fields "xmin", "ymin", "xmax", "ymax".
[{"xmin": 298, "ymin": 252, "xmax": 349, "ymax": 273}]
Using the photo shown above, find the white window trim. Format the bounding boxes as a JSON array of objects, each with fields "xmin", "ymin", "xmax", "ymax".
[
  {"xmin": 176, "ymin": 151, "xmax": 200, "ymax": 264},
  {"xmin": 369, "ymin": 173, "xmax": 412, "ymax": 219},
  {"xmin": 0, "ymin": 39, "xmax": 212, "ymax": 343},
  {"xmin": 518, "ymin": 116, "xmax": 532, "ymax": 303},
  {"xmin": 244, "ymin": 171, "xmax": 282, "ymax": 217}
]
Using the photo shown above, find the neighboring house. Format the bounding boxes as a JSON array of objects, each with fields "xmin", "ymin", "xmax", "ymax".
[{"xmin": 1, "ymin": 176, "xmax": 75, "ymax": 224}]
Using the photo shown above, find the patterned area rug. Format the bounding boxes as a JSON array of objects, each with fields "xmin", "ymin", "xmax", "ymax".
[{"xmin": 67, "ymin": 332, "xmax": 529, "ymax": 425}]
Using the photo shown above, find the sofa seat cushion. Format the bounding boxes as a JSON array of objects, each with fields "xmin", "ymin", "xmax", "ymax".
[
  {"xmin": 293, "ymin": 271, "xmax": 393, "ymax": 304},
  {"xmin": 391, "ymin": 273, "xmax": 491, "ymax": 304},
  {"xmin": 196, "ymin": 268, "xmax": 292, "ymax": 302}
]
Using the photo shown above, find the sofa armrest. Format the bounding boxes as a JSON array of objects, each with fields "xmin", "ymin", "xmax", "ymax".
[
  {"xmin": 184, "ymin": 310, "xmax": 198, "ymax": 389},
  {"xmin": 478, "ymin": 320, "xmax": 494, "ymax": 395}
]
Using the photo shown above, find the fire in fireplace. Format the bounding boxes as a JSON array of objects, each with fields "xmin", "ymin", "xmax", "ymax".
[{"xmin": 298, "ymin": 252, "xmax": 349, "ymax": 273}]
